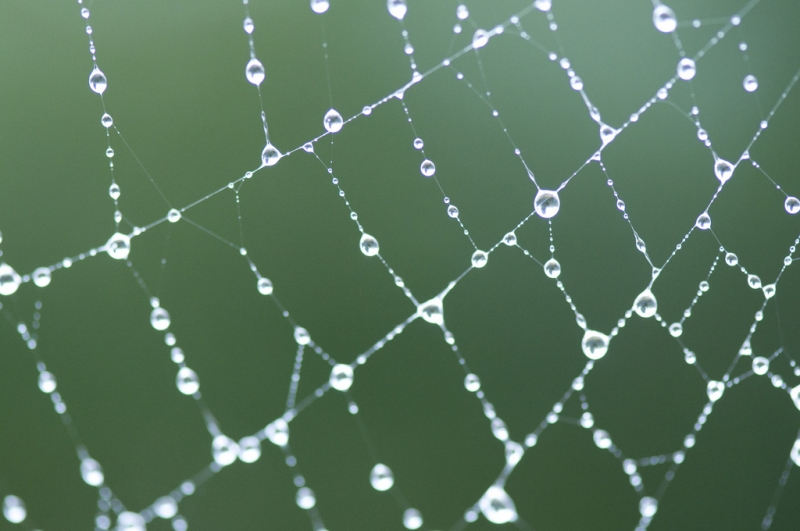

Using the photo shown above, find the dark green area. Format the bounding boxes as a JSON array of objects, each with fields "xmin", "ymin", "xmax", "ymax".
[{"xmin": 1, "ymin": 1, "xmax": 799, "ymax": 530}]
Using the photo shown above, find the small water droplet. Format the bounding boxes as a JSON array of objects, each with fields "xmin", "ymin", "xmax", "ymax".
[
  {"xmin": 176, "ymin": 367, "xmax": 199, "ymax": 395},
  {"xmin": 785, "ymin": 196, "xmax": 800, "ymax": 214},
  {"xmin": 503, "ymin": 232, "xmax": 517, "ymax": 246},
  {"xmin": 257, "ymin": 277, "xmax": 273, "ymax": 295},
  {"xmin": 330, "ymin": 364, "xmax": 354, "ymax": 391},
  {"xmin": 294, "ymin": 326, "xmax": 310, "ymax": 345},
  {"xmin": 89, "ymin": 67, "xmax": 107, "ymax": 94},
  {"xmin": 323, "ymin": 108, "xmax": 343, "ymax": 133},
  {"xmin": 370, "ymin": 464, "xmax": 394, "ymax": 491},
  {"xmin": 265, "ymin": 418, "xmax": 289, "ymax": 446},
  {"xmin": 80, "ymin": 458, "xmax": 104, "ymax": 487},
  {"xmin": 570, "ymin": 76, "xmax": 583, "ymax": 90},
  {"xmin": 413, "ymin": 138, "xmax": 423, "ymax": 149},
  {"xmin": 261, "ymin": 143, "xmax": 281, "ymax": 166},
  {"xmin": 634, "ymin": 289, "xmax": 657, "ymax": 318},
  {"xmin": 639, "ymin": 496, "xmax": 658, "ymax": 517},
  {"xmin": 677, "ymin": 57, "xmax": 696, "ymax": 80},
  {"xmin": 245, "ymin": 58, "xmax": 265, "ymax": 85},
  {"xmin": 150, "ymin": 307, "xmax": 171, "ymax": 331},
  {"xmin": 403, "ymin": 508, "xmax": 423, "ymax": 530},
  {"xmin": 101, "ymin": 113, "xmax": 113, "ymax": 128},
  {"xmin": 387, "ymin": 0, "xmax": 407, "ymax": 20},
  {"xmin": 534, "ymin": 189, "xmax": 560, "ymax": 218},
  {"xmin": 310, "ymin": 0, "xmax": 329, "ymax": 14},
  {"xmin": 653, "ymin": 4, "xmax": 677, "ymax": 33},
  {"xmin": 464, "ymin": 373, "xmax": 481, "ymax": 392},
  {"xmin": 472, "ymin": 29, "xmax": 489, "ymax": 49},
  {"xmin": 418, "ymin": 297, "xmax": 444, "ymax": 325},
  {"xmin": 669, "ymin": 322, "xmax": 683, "ymax": 337},
  {"xmin": 743, "ymin": 74, "xmax": 758, "ymax": 92},
  {"xmin": 707, "ymin": 380, "xmax": 724, "ymax": 402},
  {"xmin": 3, "ymin": 495, "xmax": 26, "ymax": 524}
]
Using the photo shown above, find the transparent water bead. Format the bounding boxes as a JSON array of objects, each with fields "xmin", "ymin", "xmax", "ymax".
[
  {"xmin": 633, "ymin": 289, "xmax": 657, "ymax": 318},
  {"xmin": 89, "ymin": 66, "xmax": 107, "ymax": 94},
  {"xmin": 785, "ymin": 196, "xmax": 800, "ymax": 214},
  {"xmin": 677, "ymin": 57, "xmax": 696, "ymax": 80},
  {"xmin": 707, "ymin": 380, "xmax": 724, "ymax": 402},
  {"xmin": 725, "ymin": 252, "xmax": 738, "ymax": 266},
  {"xmin": 763, "ymin": 283, "xmax": 776, "ymax": 299},
  {"xmin": 359, "ymin": 233, "xmax": 379, "ymax": 256},
  {"xmin": 294, "ymin": 326, "xmax": 310, "ymax": 345},
  {"xmin": 0, "ymin": 263, "xmax": 21, "ymax": 296},
  {"xmin": 387, "ymin": 0, "xmax": 407, "ymax": 20},
  {"xmin": 593, "ymin": 429, "xmax": 612, "ymax": 449},
  {"xmin": 544, "ymin": 258, "xmax": 561, "ymax": 278},
  {"xmin": 261, "ymin": 143, "xmax": 282, "ymax": 166},
  {"xmin": 747, "ymin": 274, "xmax": 761, "ymax": 289},
  {"xmin": 38, "ymin": 371, "xmax": 57, "ymax": 393},
  {"xmin": 403, "ymin": 508, "xmax": 423, "ymax": 530},
  {"xmin": 370, "ymin": 463, "xmax": 394, "ymax": 491},
  {"xmin": 503, "ymin": 232, "xmax": 517, "ymax": 246},
  {"xmin": 447, "ymin": 205, "xmax": 459, "ymax": 218},
  {"xmin": 471, "ymin": 250, "xmax": 488, "ymax": 268},
  {"xmin": 695, "ymin": 212, "xmax": 711, "ymax": 230},
  {"xmin": 245, "ymin": 58, "xmax": 265, "ymax": 86},
  {"xmin": 534, "ymin": 189, "xmax": 560, "ymax": 218},
  {"xmin": 116, "ymin": 511, "xmax": 146, "ymax": 531},
  {"xmin": 491, "ymin": 418, "xmax": 509, "ymax": 441},
  {"xmin": 752, "ymin": 356, "xmax": 769, "ymax": 375},
  {"xmin": 669, "ymin": 322, "xmax": 683, "ymax": 337},
  {"xmin": 420, "ymin": 159, "xmax": 436, "ymax": 177},
  {"xmin": 792, "ymin": 385, "xmax": 800, "ymax": 410},
  {"xmin": 31, "ymin": 266, "xmax": 51, "ymax": 288},
  {"xmin": 101, "ymin": 113, "xmax": 113, "ymax": 128},
  {"xmin": 653, "ymin": 4, "xmax": 677, "ymax": 33},
  {"xmin": 81, "ymin": 457, "xmax": 104, "ymax": 486},
  {"xmin": 413, "ymin": 137, "xmax": 423, "ymax": 149},
  {"xmin": 791, "ymin": 438, "xmax": 800, "ymax": 467},
  {"xmin": 418, "ymin": 297, "xmax": 444, "ymax": 325},
  {"xmin": 212, "ymin": 435, "xmax": 239, "ymax": 466},
  {"xmin": 639, "ymin": 496, "xmax": 658, "ymax": 517},
  {"xmin": 330, "ymin": 364, "xmax": 354, "ymax": 391},
  {"xmin": 472, "ymin": 29, "xmax": 489, "ymax": 49},
  {"xmin": 582, "ymin": 330, "xmax": 609, "ymax": 360},
  {"xmin": 265, "ymin": 418, "xmax": 289, "ymax": 446},
  {"xmin": 154, "ymin": 496, "xmax": 178, "ymax": 519},
  {"xmin": 106, "ymin": 147, "xmax": 115, "ymax": 158},
  {"xmin": 323, "ymin": 108, "xmax": 343, "ymax": 133},
  {"xmin": 310, "ymin": 0, "xmax": 330, "ymax": 14},
  {"xmin": 636, "ymin": 235, "xmax": 646, "ymax": 253},
  {"xmin": 238, "ymin": 436, "xmax": 262, "ymax": 463},
  {"xmin": 176, "ymin": 367, "xmax": 200, "ymax": 395},
  {"xmin": 109, "ymin": 182, "xmax": 120, "ymax": 199},
  {"xmin": 743, "ymin": 74, "xmax": 758, "ymax": 92},
  {"xmin": 570, "ymin": 76, "xmax": 584, "ymax": 90},
  {"xmin": 479, "ymin": 486, "xmax": 518, "ymax": 524},
  {"xmin": 105, "ymin": 232, "xmax": 131, "ymax": 260},
  {"xmin": 296, "ymin": 487, "xmax": 316, "ymax": 509},
  {"xmin": 714, "ymin": 158, "xmax": 734, "ymax": 183},
  {"xmin": 599, "ymin": 123, "xmax": 618, "ymax": 145},
  {"xmin": 2, "ymin": 495, "xmax": 25, "ymax": 524},
  {"xmin": 243, "ymin": 16, "xmax": 254, "ymax": 33},
  {"xmin": 505, "ymin": 441, "xmax": 524, "ymax": 465},
  {"xmin": 464, "ymin": 373, "xmax": 481, "ymax": 392},
  {"xmin": 164, "ymin": 209, "xmax": 182, "ymax": 224},
  {"xmin": 150, "ymin": 307, "xmax": 171, "ymax": 331},
  {"xmin": 257, "ymin": 277, "xmax": 273, "ymax": 295}
]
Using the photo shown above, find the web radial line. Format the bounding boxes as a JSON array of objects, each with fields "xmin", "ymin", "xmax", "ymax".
[
  {"xmin": 760, "ymin": 442, "xmax": 798, "ymax": 531},
  {"xmin": 113, "ymin": 128, "xmax": 172, "ymax": 209},
  {"xmin": 285, "ymin": 344, "xmax": 305, "ymax": 412},
  {"xmin": 179, "ymin": 216, "xmax": 240, "ymax": 251}
]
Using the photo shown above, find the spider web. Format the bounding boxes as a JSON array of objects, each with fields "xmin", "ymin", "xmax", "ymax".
[{"xmin": 1, "ymin": 0, "xmax": 800, "ymax": 530}]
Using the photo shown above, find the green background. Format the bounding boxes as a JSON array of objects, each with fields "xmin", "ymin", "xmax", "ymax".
[{"xmin": 1, "ymin": 0, "xmax": 800, "ymax": 530}]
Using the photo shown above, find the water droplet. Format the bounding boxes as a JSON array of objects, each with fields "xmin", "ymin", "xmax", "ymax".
[
  {"xmin": 707, "ymin": 380, "xmax": 724, "ymax": 402},
  {"xmin": 479, "ymin": 486, "xmax": 518, "ymax": 524},
  {"xmin": 171, "ymin": 347, "xmax": 185, "ymax": 363},
  {"xmin": 418, "ymin": 297, "xmax": 444, "ymax": 325},
  {"xmin": 246, "ymin": 58, "xmax": 265, "ymax": 85},
  {"xmin": 387, "ymin": 0, "xmax": 407, "ymax": 20},
  {"xmin": 677, "ymin": 57, "xmax": 696, "ymax": 80},
  {"xmin": 101, "ymin": 113, "xmax": 113, "ymax": 128},
  {"xmin": 403, "ymin": 508, "xmax": 423, "ymax": 530},
  {"xmin": 472, "ymin": 29, "xmax": 489, "ymax": 49},
  {"xmin": 725, "ymin": 252, "xmax": 738, "ymax": 266},
  {"xmin": 696, "ymin": 212, "xmax": 711, "ymax": 230},
  {"xmin": 310, "ymin": 0, "xmax": 330, "ymax": 14},
  {"xmin": 80, "ymin": 457, "xmax": 104, "ymax": 486},
  {"xmin": 534, "ymin": 189, "xmax": 560, "ymax": 218},
  {"xmin": 653, "ymin": 4, "xmax": 677, "ymax": 32},
  {"xmin": 81, "ymin": 7, "xmax": 90, "ymax": 18},
  {"xmin": 89, "ymin": 67, "xmax": 107, "ymax": 94},
  {"xmin": 238, "ymin": 436, "xmax": 261, "ymax": 463},
  {"xmin": 544, "ymin": 258, "xmax": 561, "ymax": 278},
  {"xmin": 633, "ymin": 289, "xmax": 657, "ymax": 318},
  {"xmin": 714, "ymin": 158, "xmax": 734, "ymax": 183},
  {"xmin": 32, "ymin": 267, "xmax": 51, "ymax": 288},
  {"xmin": 503, "ymin": 232, "xmax": 517, "ymax": 246},
  {"xmin": 505, "ymin": 441, "xmax": 524, "ymax": 465},
  {"xmin": 752, "ymin": 356, "xmax": 769, "ymax": 375},
  {"xmin": 464, "ymin": 373, "xmax": 481, "ymax": 392},
  {"xmin": 420, "ymin": 159, "xmax": 436, "ymax": 177},
  {"xmin": 599, "ymin": 123, "xmax": 618, "ymax": 145},
  {"xmin": 616, "ymin": 199, "xmax": 626, "ymax": 211},
  {"xmin": 763, "ymin": 283, "xmax": 776, "ymax": 299},
  {"xmin": 105, "ymin": 146, "xmax": 114, "ymax": 158},
  {"xmin": 582, "ymin": 330, "xmax": 610, "ymax": 360},
  {"xmin": 330, "ymin": 364, "xmax": 354, "ymax": 391},
  {"xmin": 446, "ymin": 205, "xmax": 459, "ymax": 218},
  {"xmin": 153, "ymin": 496, "xmax": 178, "ymax": 519},
  {"xmin": 534, "ymin": 0, "xmax": 552, "ymax": 11},
  {"xmin": 176, "ymin": 367, "xmax": 199, "ymax": 395},
  {"xmin": 785, "ymin": 196, "xmax": 800, "ymax": 214},
  {"xmin": 669, "ymin": 322, "xmax": 683, "ymax": 337},
  {"xmin": 2, "ymin": 495, "xmax": 25, "ymax": 524},
  {"xmin": 743, "ymin": 74, "xmax": 758, "ymax": 92},
  {"xmin": 265, "ymin": 418, "xmax": 289, "ymax": 446},
  {"xmin": 109, "ymin": 182, "xmax": 120, "ymax": 200},
  {"xmin": 639, "ymin": 496, "xmax": 658, "ymax": 517},
  {"xmin": 116, "ymin": 512, "xmax": 145, "ymax": 531},
  {"xmin": 212, "ymin": 435, "xmax": 239, "ymax": 466},
  {"xmin": 697, "ymin": 128, "xmax": 708, "ymax": 141},
  {"xmin": 370, "ymin": 463, "xmax": 394, "ymax": 491},
  {"xmin": 570, "ymin": 76, "xmax": 584, "ymax": 90},
  {"xmin": 593, "ymin": 429, "xmax": 612, "ymax": 449},
  {"xmin": 635, "ymin": 236, "xmax": 646, "ymax": 253},
  {"xmin": 471, "ymin": 250, "xmax": 488, "ymax": 268},
  {"xmin": 456, "ymin": 4, "xmax": 469, "ymax": 19},
  {"xmin": 257, "ymin": 277, "xmax": 273, "ymax": 295},
  {"xmin": 323, "ymin": 108, "xmax": 343, "ymax": 133},
  {"xmin": 105, "ymin": 233, "xmax": 131, "ymax": 260},
  {"xmin": 791, "ymin": 438, "xmax": 800, "ymax": 467},
  {"xmin": 38, "ymin": 371, "xmax": 56, "ymax": 393},
  {"xmin": 359, "ymin": 233, "xmax": 380, "ymax": 256},
  {"xmin": 167, "ymin": 208, "xmax": 181, "ymax": 223},
  {"xmin": 261, "ymin": 143, "xmax": 282, "ymax": 166},
  {"xmin": 747, "ymin": 274, "xmax": 761, "ymax": 289},
  {"xmin": 243, "ymin": 16, "xmax": 255, "ymax": 33},
  {"xmin": 413, "ymin": 138, "xmax": 423, "ymax": 149},
  {"xmin": 294, "ymin": 326, "xmax": 310, "ymax": 345},
  {"xmin": 150, "ymin": 307, "xmax": 171, "ymax": 331}
]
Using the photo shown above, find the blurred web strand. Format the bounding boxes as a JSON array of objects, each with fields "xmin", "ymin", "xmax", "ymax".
[{"xmin": 1, "ymin": 0, "xmax": 800, "ymax": 530}]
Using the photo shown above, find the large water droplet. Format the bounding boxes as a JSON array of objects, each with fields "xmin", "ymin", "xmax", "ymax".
[
  {"xmin": 109, "ymin": 183, "xmax": 120, "ymax": 199},
  {"xmin": 294, "ymin": 326, "xmax": 310, "ymax": 345},
  {"xmin": 105, "ymin": 232, "xmax": 131, "ymax": 260},
  {"xmin": 265, "ymin": 418, "xmax": 289, "ymax": 446},
  {"xmin": 310, "ymin": 0, "xmax": 330, "ymax": 14},
  {"xmin": 101, "ymin": 113, "xmax": 113, "ymax": 128},
  {"xmin": 212, "ymin": 435, "xmax": 239, "ymax": 466},
  {"xmin": 370, "ymin": 463, "xmax": 394, "ymax": 491},
  {"xmin": 257, "ymin": 277, "xmax": 273, "ymax": 295},
  {"xmin": 785, "ymin": 196, "xmax": 800, "ymax": 214},
  {"xmin": 167, "ymin": 208, "xmax": 181, "ymax": 223},
  {"xmin": 323, "ymin": 108, "xmax": 343, "ymax": 133},
  {"xmin": 261, "ymin": 143, "xmax": 282, "ymax": 166},
  {"xmin": 387, "ymin": 0, "xmax": 407, "ymax": 20},
  {"xmin": 31, "ymin": 266, "xmax": 51, "ymax": 288},
  {"xmin": 418, "ymin": 297, "xmax": 444, "ymax": 325},
  {"xmin": 653, "ymin": 4, "xmax": 677, "ymax": 33},
  {"xmin": 2, "ymin": 495, "xmax": 25, "ymax": 524},
  {"xmin": 677, "ymin": 57, "xmax": 696, "ymax": 80},
  {"xmin": 472, "ymin": 29, "xmax": 489, "ymax": 49},
  {"xmin": 471, "ymin": 250, "xmax": 488, "ymax": 268},
  {"xmin": 296, "ymin": 487, "xmax": 316, "ymax": 509},
  {"xmin": 245, "ymin": 58, "xmax": 265, "ymax": 85},
  {"xmin": 330, "ymin": 364, "xmax": 354, "ymax": 391},
  {"xmin": 725, "ymin": 252, "xmax": 738, "ymax": 266},
  {"xmin": 176, "ymin": 367, "xmax": 200, "ymax": 395},
  {"xmin": 791, "ymin": 385, "xmax": 800, "ymax": 411},
  {"xmin": 503, "ymin": 232, "xmax": 517, "ymax": 246},
  {"xmin": 360, "ymin": 233, "xmax": 379, "ymax": 256},
  {"xmin": 634, "ymin": 289, "xmax": 657, "ymax": 318},
  {"xmin": 582, "ymin": 330, "xmax": 609, "ymax": 360},
  {"xmin": 714, "ymin": 158, "xmax": 734, "ymax": 183},
  {"xmin": 696, "ymin": 212, "xmax": 711, "ymax": 230},
  {"xmin": 150, "ymin": 307, "xmax": 171, "ymax": 331},
  {"xmin": 534, "ymin": 189, "xmax": 560, "ymax": 218},
  {"xmin": 116, "ymin": 512, "xmax": 145, "ymax": 531},
  {"xmin": 747, "ymin": 274, "xmax": 761, "ymax": 289},
  {"xmin": 243, "ymin": 16, "xmax": 255, "ymax": 33},
  {"xmin": 791, "ymin": 438, "xmax": 800, "ymax": 467},
  {"xmin": 639, "ymin": 496, "xmax": 658, "ymax": 517},
  {"xmin": 491, "ymin": 418, "xmax": 509, "ymax": 440},
  {"xmin": 763, "ymin": 283, "xmax": 776, "ymax": 299},
  {"xmin": 89, "ymin": 67, "xmax": 107, "ymax": 94},
  {"xmin": 80, "ymin": 457, "xmax": 104, "ymax": 486},
  {"xmin": 479, "ymin": 486, "xmax": 518, "ymax": 524},
  {"xmin": 599, "ymin": 123, "xmax": 618, "ymax": 145},
  {"xmin": 238, "ymin": 436, "xmax": 261, "ymax": 463},
  {"xmin": 154, "ymin": 496, "xmax": 178, "ymax": 519},
  {"xmin": 668, "ymin": 322, "xmax": 683, "ymax": 337},
  {"xmin": 403, "ymin": 508, "xmax": 423, "ymax": 530},
  {"xmin": 38, "ymin": 371, "xmax": 57, "ymax": 393},
  {"xmin": 464, "ymin": 373, "xmax": 481, "ymax": 392},
  {"xmin": 544, "ymin": 258, "xmax": 561, "ymax": 278},
  {"xmin": 593, "ymin": 429, "xmax": 612, "ymax": 449},
  {"xmin": 707, "ymin": 380, "xmax": 724, "ymax": 402},
  {"xmin": 420, "ymin": 159, "xmax": 436, "ymax": 177},
  {"xmin": 752, "ymin": 356, "xmax": 769, "ymax": 375},
  {"xmin": 636, "ymin": 236, "xmax": 647, "ymax": 253},
  {"xmin": 743, "ymin": 74, "xmax": 758, "ymax": 92},
  {"xmin": 447, "ymin": 205, "xmax": 459, "ymax": 218}
]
